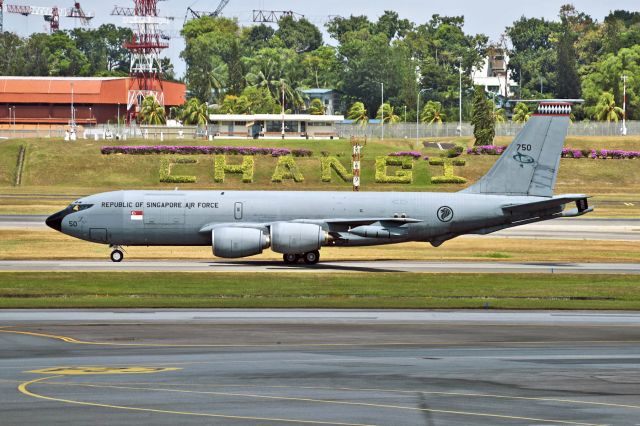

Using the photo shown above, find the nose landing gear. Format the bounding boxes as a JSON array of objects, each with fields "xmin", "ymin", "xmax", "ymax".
[{"xmin": 110, "ymin": 246, "xmax": 124, "ymax": 262}]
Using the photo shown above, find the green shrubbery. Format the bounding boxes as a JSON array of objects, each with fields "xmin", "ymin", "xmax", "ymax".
[
  {"xmin": 375, "ymin": 156, "xmax": 413, "ymax": 184},
  {"xmin": 214, "ymin": 155, "xmax": 254, "ymax": 183},
  {"xmin": 429, "ymin": 158, "xmax": 467, "ymax": 184},
  {"xmin": 271, "ymin": 156, "xmax": 305, "ymax": 183},
  {"xmin": 159, "ymin": 157, "xmax": 197, "ymax": 183},
  {"xmin": 320, "ymin": 157, "xmax": 353, "ymax": 182}
]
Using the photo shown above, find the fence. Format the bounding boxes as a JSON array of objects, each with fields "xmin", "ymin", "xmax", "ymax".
[
  {"xmin": 336, "ymin": 121, "xmax": 640, "ymax": 139},
  {"xmin": 1, "ymin": 121, "xmax": 639, "ymax": 140}
]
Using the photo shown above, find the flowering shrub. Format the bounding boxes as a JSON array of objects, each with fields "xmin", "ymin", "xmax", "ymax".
[
  {"xmin": 271, "ymin": 156, "xmax": 304, "ymax": 183},
  {"xmin": 320, "ymin": 157, "xmax": 352, "ymax": 182},
  {"xmin": 468, "ymin": 145, "xmax": 640, "ymax": 159},
  {"xmin": 389, "ymin": 151, "xmax": 422, "ymax": 158},
  {"xmin": 375, "ymin": 156, "xmax": 413, "ymax": 184},
  {"xmin": 214, "ymin": 155, "xmax": 254, "ymax": 183},
  {"xmin": 467, "ymin": 145, "xmax": 507, "ymax": 155},
  {"xmin": 429, "ymin": 158, "xmax": 467, "ymax": 184},
  {"xmin": 159, "ymin": 157, "xmax": 197, "ymax": 183},
  {"xmin": 102, "ymin": 145, "xmax": 312, "ymax": 157}
]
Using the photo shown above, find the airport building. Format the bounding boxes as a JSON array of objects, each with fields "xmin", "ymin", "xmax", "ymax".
[
  {"xmin": 209, "ymin": 113, "xmax": 345, "ymax": 139},
  {"xmin": 472, "ymin": 49, "xmax": 519, "ymax": 98},
  {"xmin": 0, "ymin": 76, "xmax": 186, "ymax": 126}
]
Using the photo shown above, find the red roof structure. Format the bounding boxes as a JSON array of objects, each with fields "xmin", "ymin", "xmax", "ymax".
[{"xmin": 0, "ymin": 76, "xmax": 186, "ymax": 124}]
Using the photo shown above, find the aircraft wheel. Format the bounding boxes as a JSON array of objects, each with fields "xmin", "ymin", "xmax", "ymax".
[
  {"xmin": 283, "ymin": 253, "xmax": 299, "ymax": 264},
  {"xmin": 303, "ymin": 250, "xmax": 320, "ymax": 265},
  {"xmin": 110, "ymin": 249, "xmax": 124, "ymax": 263}
]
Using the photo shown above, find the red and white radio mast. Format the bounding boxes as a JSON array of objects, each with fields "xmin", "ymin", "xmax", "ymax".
[{"xmin": 115, "ymin": 0, "xmax": 169, "ymax": 116}]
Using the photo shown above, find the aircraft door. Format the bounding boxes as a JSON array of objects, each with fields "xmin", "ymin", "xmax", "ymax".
[
  {"xmin": 234, "ymin": 202, "xmax": 243, "ymax": 220},
  {"xmin": 90, "ymin": 228, "xmax": 108, "ymax": 243}
]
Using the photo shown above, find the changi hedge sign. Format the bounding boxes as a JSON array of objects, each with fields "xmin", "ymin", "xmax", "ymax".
[{"xmin": 101, "ymin": 145, "xmax": 468, "ymax": 185}]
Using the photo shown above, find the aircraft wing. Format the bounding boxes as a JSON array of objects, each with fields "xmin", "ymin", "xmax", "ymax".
[{"xmin": 199, "ymin": 217, "xmax": 422, "ymax": 234}]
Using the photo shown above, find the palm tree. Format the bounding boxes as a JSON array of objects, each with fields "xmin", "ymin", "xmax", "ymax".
[
  {"xmin": 420, "ymin": 101, "xmax": 446, "ymax": 124},
  {"xmin": 512, "ymin": 102, "xmax": 531, "ymax": 123},
  {"xmin": 347, "ymin": 102, "xmax": 368, "ymax": 125},
  {"xmin": 138, "ymin": 96, "xmax": 166, "ymax": 125},
  {"xmin": 209, "ymin": 62, "xmax": 228, "ymax": 102},
  {"xmin": 181, "ymin": 98, "xmax": 209, "ymax": 126},
  {"xmin": 376, "ymin": 103, "xmax": 400, "ymax": 124},
  {"xmin": 308, "ymin": 98, "xmax": 325, "ymax": 115},
  {"xmin": 594, "ymin": 92, "xmax": 623, "ymax": 122}
]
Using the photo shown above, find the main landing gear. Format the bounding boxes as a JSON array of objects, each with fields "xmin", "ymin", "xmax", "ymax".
[
  {"xmin": 283, "ymin": 250, "xmax": 320, "ymax": 265},
  {"xmin": 110, "ymin": 246, "xmax": 124, "ymax": 262}
]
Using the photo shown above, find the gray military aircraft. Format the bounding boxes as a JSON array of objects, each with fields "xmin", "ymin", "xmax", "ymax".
[{"xmin": 46, "ymin": 100, "xmax": 592, "ymax": 264}]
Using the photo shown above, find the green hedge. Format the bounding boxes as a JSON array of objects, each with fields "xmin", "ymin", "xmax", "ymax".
[
  {"xmin": 375, "ymin": 156, "xmax": 413, "ymax": 184},
  {"xmin": 214, "ymin": 155, "xmax": 254, "ymax": 183},
  {"xmin": 429, "ymin": 158, "xmax": 467, "ymax": 184},
  {"xmin": 271, "ymin": 156, "xmax": 305, "ymax": 183},
  {"xmin": 320, "ymin": 156, "xmax": 353, "ymax": 182},
  {"xmin": 159, "ymin": 157, "xmax": 197, "ymax": 183}
]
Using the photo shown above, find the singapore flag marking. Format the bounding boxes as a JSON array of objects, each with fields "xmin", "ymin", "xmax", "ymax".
[{"xmin": 131, "ymin": 210, "xmax": 144, "ymax": 221}]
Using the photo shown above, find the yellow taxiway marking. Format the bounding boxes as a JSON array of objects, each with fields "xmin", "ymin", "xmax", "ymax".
[
  {"xmin": 2, "ymin": 329, "xmax": 639, "ymax": 349},
  {"xmin": 77, "ymin": 381, "xmax": 639, "ymax": 411},
  {"xmin": 28, "ymin": 380, "xmax": 604, "ymax": 426},
  {"xmin": 18, "ymin": 376, "xmax": 374, "ymax": 426},
  {"xmin": 27, "ymin": 366, "xmax": 181, "ymax": 375}
]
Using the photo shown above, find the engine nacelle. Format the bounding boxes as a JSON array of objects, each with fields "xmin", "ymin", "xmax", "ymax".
[
  {"xmin": 270, "ymin": 222, "xmax": 328, "ymax": 254},
  {"xmin": 212, "ymin": 227, "xmax": 270, "ymax": 258}
]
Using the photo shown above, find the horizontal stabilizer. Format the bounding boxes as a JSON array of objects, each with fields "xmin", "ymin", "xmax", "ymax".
[{"xmin": 502, "ymin": 195, "xmax": 591, "ymax": 215}]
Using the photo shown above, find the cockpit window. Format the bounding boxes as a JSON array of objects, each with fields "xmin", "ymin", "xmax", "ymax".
[{"xmin": 71, "ymin": 204, "xmax": 93, "ymax": 212}]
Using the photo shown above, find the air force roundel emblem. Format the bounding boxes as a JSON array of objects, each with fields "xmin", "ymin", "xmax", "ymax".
[{"xmin": 437, "ymin": 206, "xmax": 454, "ymax": 222}]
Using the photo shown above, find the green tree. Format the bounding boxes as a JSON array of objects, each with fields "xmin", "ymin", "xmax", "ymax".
[
  {"xmin": 46, "ymin": 32, "xmax": 90, "ymax": 76},
  {"xmin": 138, "ymin": 96, "xmax": 166, "ymax": 125},
  {"xmin": 471, "ymin": 86, "xmax": 495, "ymax": 146},
  {"xmin": 347, "ymin": 102, "xmax": 368, "ymax": 125},
  {"xmin": 512, "ymin": 102, "xmax": 531, "ymax": 123},
  {"xmin": 420, "ymin": 101, "xmax": 446, "ymax": 124},
  {"xmin": 301, "ymin": 46, "xmax": 341, "ymax": 88},
  {"xmin": 0, "ymin": 33, "xmax": 26, "ymax": 75},
  {"xmin": 180, "ymin": 98, "xmax": 209, "ymax": 125},
  {"xmin": 493, "ymin": 106, "xmax": 507, "ymax": 124},
  {"xmin": 240, "ymin": 86, "xmax": 279, "ymax": 114},
  {"xmin": 308, "ymin": 98, "xmax": 325, "ymax": 115},
  {"xmin": 275, "ymin": 16, "xmax": 323, "ymax": 53},
  {"xmin": 376, "ymin": 103, "xmax": 401, "ymax": 123},
  {"xmin": 218, "ymin": 95, "xmax": 251, "ymax": 114},
  {"xmin": 593, "ymin": 92, "xmax": 623, "ymax": 122},
  {"xmin": 556, "ymin": 19, "xmax": 581, "ymax": 99},
  {"xmin": 209, "ymin": 58, "xmax": 228, "ymax": 101}
]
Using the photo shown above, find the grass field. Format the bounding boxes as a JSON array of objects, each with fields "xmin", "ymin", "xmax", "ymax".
[
  {"xmin": 0, "ymin": 136, "xmax": 639, "ymax": 216},
  {"xmin": 0, "ymin": 272, "xmax": 638, "ymax": 309},
  {"xmin": 2, "ymin": 229, "xmax": 640, "ymax": 262}
]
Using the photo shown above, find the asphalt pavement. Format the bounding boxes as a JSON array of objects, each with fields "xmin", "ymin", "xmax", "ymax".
[{"xmin": 1, "ymin": 309, "xmax": 639, "ymax": 425}]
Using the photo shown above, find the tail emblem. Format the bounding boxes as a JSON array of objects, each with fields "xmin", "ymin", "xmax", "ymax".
[{"xmin": 513, "ymin": 152, "xmax": 535, "ymax": 165}]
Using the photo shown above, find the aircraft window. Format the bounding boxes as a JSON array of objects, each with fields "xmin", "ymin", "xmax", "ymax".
[{"xmin": 71, "ymin": 204, "xmax": 93, "ymax": 212}]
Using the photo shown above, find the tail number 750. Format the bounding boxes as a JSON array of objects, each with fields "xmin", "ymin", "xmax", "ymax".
[{"xmin": 517, "ymin": 144, "xmax": 532, "ymax": 151}]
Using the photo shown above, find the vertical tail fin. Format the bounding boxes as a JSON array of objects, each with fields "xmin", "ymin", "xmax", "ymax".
[{"xmin": 462, "ymin": 101, "xmax": 576, "ymax": 198}]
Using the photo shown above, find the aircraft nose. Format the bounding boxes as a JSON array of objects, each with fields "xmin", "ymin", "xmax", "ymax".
[{"xmin": 45, "ymin": 209, "xmax": 70, "ymax": 232}]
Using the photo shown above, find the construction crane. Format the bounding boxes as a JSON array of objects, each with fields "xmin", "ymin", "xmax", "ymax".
[
  {"xmin": 252, "ymin": 10, "xmax": 304, "ymax": 23},
  {"xmin": 184, "ymin": 0, "xmax": 231, "ymax": 23},
  {"xmin": 5, "ymin": 1, "xmax": 94, "ymax": 32}
]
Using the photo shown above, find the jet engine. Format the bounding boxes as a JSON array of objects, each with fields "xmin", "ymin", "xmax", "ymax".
[
  {"xmin": 212, "ymin": 227, "xmax": 270, "ymax": 258},
  {"xmin": 270, "ymin": 222, "xmax": 328, "ymax": 254}
]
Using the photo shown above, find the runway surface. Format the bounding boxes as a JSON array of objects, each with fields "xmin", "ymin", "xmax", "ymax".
[
  {"xmin": 2, "ymin": 215, "xmax": 640, "ymax": 241},
  {"xmin": 1, "ymin": 309, "xmax": 639, "ymax": 425},
  {"xmin": 2, "ymin": 259, "xmax": 640, "ymax": 274}
]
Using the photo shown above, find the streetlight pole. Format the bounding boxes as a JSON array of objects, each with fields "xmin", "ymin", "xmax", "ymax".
[
  {"xmin": 622, "ymin": 74, "xmax": 628, "ymax": 136},
  {"xmin": 281, "ymin": 81, "xmax": 285, "ymax": 140},
  {"xmin": 380, "ymin": 82, "xmax": 384, "ymax": 140},
  {"xmin": 458, "ymin": 57, "xmax": 463, "ymax": 136}
]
